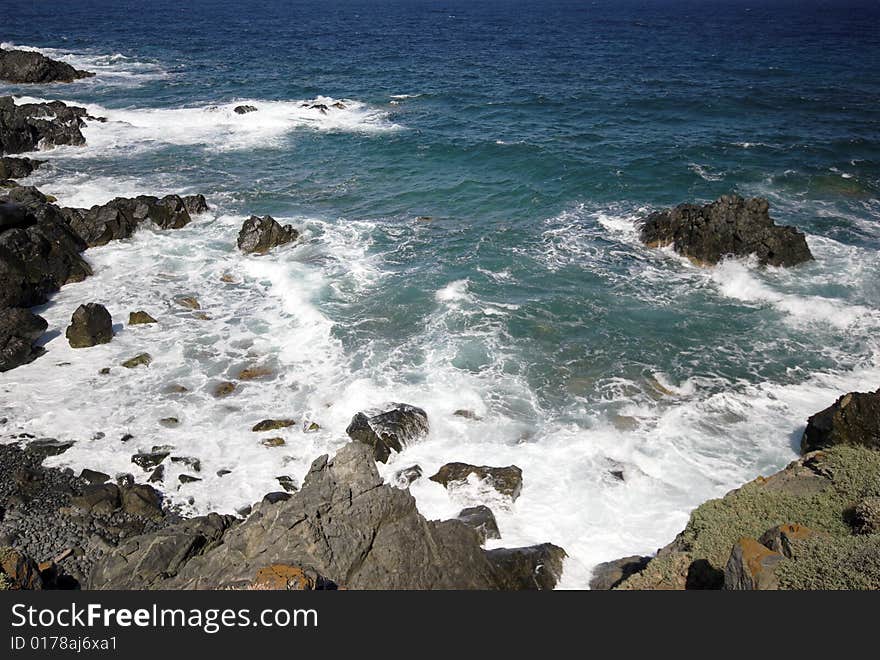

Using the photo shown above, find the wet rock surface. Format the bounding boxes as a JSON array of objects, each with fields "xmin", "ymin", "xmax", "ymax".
[
  {"xmin": 0, "ymin": 307, "xmax": 47, "ymax": 372},
  {"xmin": 65, "ymin": 303, "xmax": 113, "ymax": 348},
  {"xmin": 346, "ymin": 403, "xmax": 429, "ymax": 463},
  {"xmin": 237, "ymin": 215, "xmax": 298, "ymax": 254},
  {"xmin": 639, "ymin": 194, "xmax": 813, "ymax": 267},
  {"xmin": 430, "ymin": 462, "xmax": 523, "ymax": 501},
  {"xmin": 802, "ymin": 388, "xmax": 880, "ymax": 452},
  {"xmin": 0, "ymin": 96, "xmax": 97, "ymax": 155}
]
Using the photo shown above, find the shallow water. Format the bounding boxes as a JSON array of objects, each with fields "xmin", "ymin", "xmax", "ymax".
[{"xmin": 2, "ymin": 0, "xmax": 879, "ymax": 587}]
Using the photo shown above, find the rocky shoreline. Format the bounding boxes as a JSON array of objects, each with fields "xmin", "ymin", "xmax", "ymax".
[{"xmin": 2, "ymin": 48, "xmax": 878, "ymax": 590}]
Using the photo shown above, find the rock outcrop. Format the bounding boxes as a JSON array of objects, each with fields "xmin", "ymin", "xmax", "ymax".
[
  {"xmin": 801, "ymin": 389, "xmax": 880, "ymax": 453},
  {"xmin": 639, "ymin": 194, "xmax": 813, "ymax": 267},
  {"xmin": 90, "ymin": 442, "xmax": 565, "ymax": 590},
  {"xmin": 0, "ymin": 48, "xmax": 94, "ymax": 84},
  {"xmin": 65, "ymin": 303, "xmax": 113, "ymax": 348},
  {"xmin": 0, "ymin": 307, "xmax": 47, "ymax": 372},
  {"xmin": 0, "ymin": 96, "xmax": 96, "ymax": 155},
  {"xmin": 0, "ymin": 156, "xmax": 43, "ymax": 180},
  {"xmin": 237, "ymin": 215, "xmax": 298, "ymax": 254},
  {"xmin": 346, "ymin": 403, "xmax": 429, "ymax": 463},
  {"xmin": 62, "ymin": 194, "xmax": 208, "ymax": 247}
]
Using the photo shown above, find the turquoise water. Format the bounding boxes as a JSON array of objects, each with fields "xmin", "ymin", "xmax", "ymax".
[{"xmin": 2, "ymin": 0, "xmax": 879, "ymax": 586}]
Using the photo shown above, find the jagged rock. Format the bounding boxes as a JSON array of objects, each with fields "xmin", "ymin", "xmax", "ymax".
[
  {"xmin": 90, "ymin": 442, "xmax": 566, "ymax": 590},
  {"xmin": 0, "ymin": 195, "xmax": 91, "ymax": 309},
  {"xmin": 171, "ymin": 456, "xmax": 200, "ymax": 472},
  {"xmin": 237, "ymin": 215, "xmax": 299, "ymax": 254},
  {"xmin": 129, "ymin": 310, "xmax": 157, "ymax": 325},
  {"xmin": 393, "ymin": 464, "xmax": 423, "ymax": 488},
  {"xmin": 0, "ymin": 48, "xmax": 94, "ymax": 84},
  {"xmin": 88, "ymin": 513, "xmax": 237, "ymax": 589},
  {"xmin": 0, "ymin": 307, "xmax": 47, "ymax": 372},
  {"xmin": 801, "ymin": 389, "xmax": 880, "ymax": 453},
  {"xmin": 457, "ymin": 505, "xmax": 501, "ymax": 543},
  {"xmin": 723, "ymin": 537, "xmax": 784, "ymax": 590},
  {"xmin": 182, "ymin": 194, "xmax": 208, "ymax": 216},
  {"xmin": 640, "ymin": 195, "xmax": 813, "ymax": 267},
  {"xmin": 0, "ymin": 546, "xmax": 43, "ymax": 590},
  {"xmin": 148, "ymin": 465, "xmax": 165, "ymax": 483},
  {"xmin": 233, "ymin": 105, "xmax": 258, "ymax": 115},
  {"xmin": 121, "ymin": 353, "xmax": 152, "ymax": 368},
  {"xmin": 0, "ymin": 96, "xmax": 95, "ymax": 154},
  {"xmin": 131, "ymin": 451, "xmax": 169, "ymax": 471},
  {"xmin": 346, "ymin": 403, "xmax": 429, "ymax": 463},
  {"xmin": 430, "ymin": 463, "xmax": 523, "ymax": 501},
  {"xmin": 70, "ymin": 484, "xmax": 122, "ymax": 515},
  {"xmin": 275, "ymin": 476, "xmax": 298, "ymax": 492},
  {"xmin": 25, "ymin": 438, "xmax": 74, "ymax": 458},
  {"xmin": 589, "ymin": 555, "xmax": 652, "ymax": 590},
  {"xmin": 485, "ymin": 544, "xmax": 567, "ymax": 590},
  {"xmin": 853, "ymin": 497, "xmax": 880, "ymax": 535},
  {"xmin": 65, "ymin": 303, "xmax": 113, "ymax": 348},
  {"xmin": 61, "ymin": 194, "xmax": 198, "ymax": 247},
  {"xmin": 178, "ymin": 475, "xmax": 201, "ymax": 484},
  {"xmin": 0, "ymin": 156, "xmax": 43, "ymax": 180},
  {"xmin": 252, "ymin": 419, "xmax": 295, "ymax": 432}
]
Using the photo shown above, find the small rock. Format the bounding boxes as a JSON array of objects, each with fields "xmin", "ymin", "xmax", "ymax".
[
  {"xmin": 25, "ymin": 438, "xmax": 74, "ymax": 458},
  {"xmin": 121, "ymin": 353, "xmax": 152, "ymax": 368},
  {"xmin": 216, "ymin": 469, "xmax": 232, "ymax": 477},
  {"xmin": 159, "ymin": 417, "xmax": 179, "ymax": 427},
  {"xmin": 758, "ymin": 524, "xmax": 819, "ymax": 558},
  {"xmin": 393, "ymin": 464, "xmax": 423, "ymax": 488},
  {"xmin": 171, "ymin": 456, "xmax": 201, "ymax": 472},
  {"xmin": 79, "ymin": 468, "xmax": 110, "ymax": 485},
  {"xmin": 303, "ymin": 421, "xmax": 321, "ymax": 433},
  {"xmin": 65, "ymin": 303, "xmax": 113, "ymax": 348},
  {"xmin": 179, "ymin": 475, "xmax": 201, "ymax": 484},
  {"xmin": 121, "ymin": 484, "xmax": 163, "ymax": 518},
  {"xmin": 453, "ymin": 409, "xmax": 482, "ymax": 420},
  {"xmin": 213, "ymin": 381, "xmax": 236, "ymax": 398},
  {"xmin": 234, "ymin": 105, "xmax": 258, "ymax": 115},
  {"xmin": 70, "ymin": 484, "xmax": 121, "ymax": 515},
  {"xmin": 129, "ymin": 311, "xmax": 157, "ymax": 325},
  {"xmin": 589, "ymin": 555, "xmax": 651, "ymax": 590},
  {"xmin": 148, "ymin": 465, "xmax": 165, "ymax": 483},
  {"xmin": 176, "ymin": 296, "xmax": 201, "ymax": 310},
  {"xmin": 131, "ymin": 451, "xmax": 170, "ymax": 471},
  {"xmin": 346, "ymin": 403, "xmax": 429, "ymax": 463},
  {"xmin": 252, "ymin": 419, "xmax": 296, "ymax": 432},
  {"xmin": 165, "ymin": 384, "xmax": 188, "ymax": 394},
  {"xmin": 261, "ymin": 437, "xmax": 286, "ymax": 448},
  {"xmin": 262, "ymin": 492, "xmax": 291, "ymax": 505},
  {"xmin": 276, "ymin": 476, "xmax": 298, "ymax": 492},
  {"xmin": 430, "ymin": 463, "xmax": 523, "ymax": 501},
  {"xmin": 238, "ymin": 366, "xmax": 274, "ymax": 380},
  {"xmin": 237, "ymin": 215, "xmax": 299, "ymax": 254}
]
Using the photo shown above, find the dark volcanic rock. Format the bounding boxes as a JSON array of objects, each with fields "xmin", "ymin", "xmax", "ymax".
[
  {"xmin": 0, "ymin": 307, "xmax": 47, "ymax": 372},
  {"xmin": 0, "ymin": 195, "xmax": 91, "ymax": 309},
  {"xmin": 233, "ymin": 105, "xmax": 257, "ymax": 115},
  {"xmin": 346, "ymin": 403, "xmax": 429, "ymax": 463},
  {"xmin": 65, "ymin": 303, "xmax": 113, "ymax": 348},
  {"xmin": 0, "ymin": 48, "xmax": 94, "ymax": 84},
  {"xmin": 430, "ymin": 463, "xmax": 523, "ymax": 501},
  {"xmin": 589, "ymin": 555, "xmax": 651, "ymax": 590},
  {"xmin": 182, "ymin": 194, "xmax": 208, "ymax": 216},
  {"xmin": 90, "ymin": 442, "xmax": 566, "ymax": 590},
  {"xmin": 801, "ymin": 389, "xmax": 880, "ymax": 453},
  {"xmin": 393, "ymin": 464, "xmax": 423, "ymax": 488},
  {"xmin": 62, "ymin": 194, "xmax": 197, "ymax": 247},
  {"xmin": 0, "ymin": 156, "xmax": 43, "ymax": 180},
  {"xmin": 639, "ymin": 194, "xmax": 813, "ymax": 267},
  {"xmin": 237, "ymin": 215, "xmax": 299, "ymax": 254},
  {"xmin": 457, "ymin": 505, "xmax": 501, "ymax": 543},
  {"xmin": 0, "ymin": 96, "xmax": 94, "ymax": 155}
]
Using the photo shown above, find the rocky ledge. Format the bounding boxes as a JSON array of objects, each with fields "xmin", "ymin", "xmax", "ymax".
[
  {"xmin": 593, "ymin": 387, "xmax": 880, "ymax": 590},
  {"xmin": 639, "ymin": 194, "xmax": 813, "ymax": 267},
  {"xmin": 0, "ymin": 96, "xmax": 102, "ymax": 155},
  {"xmin": 0, "ymin": 48, "xmax": 94, "ymax": 84}
]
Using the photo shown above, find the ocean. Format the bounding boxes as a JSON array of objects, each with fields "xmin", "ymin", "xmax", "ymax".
[{"xmin": 1, "ymin": 0, "xmax": 879, "ymax": 587}]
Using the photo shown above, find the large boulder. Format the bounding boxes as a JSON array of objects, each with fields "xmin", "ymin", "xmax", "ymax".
[
  {"xmin": 639, "ymin": 194, "xmax": 813, "ymax": 267},
  {"xmin": 0, "ymin": 96, "xmax": 95, "ymax": 155},
  {"xmin": 90, "ymin": 442, "xmax": 566, "ymax": 590},
  {"xmin": 0, "ymin": 48, "xmax": 94, "ymax": 84},
  {"xmin": 801, "ymin": 389, "xmax": 880, "ymax": 453},
  {"xmin": 0, "ymin": 547, "xmax": 43, "ymax": 590},
  {"xmin": 62, "ymin": 194, "xmax": 201, "ymax": 247},
  {"xmin": 65, "ymin": 303, "xmax": 113, "ymax": 348},
  {"xmin": 0, "ymin": 156, "xmax": 43, "ymax": 180},
  {"xmin": 723, "ymin": 537, "xmax": 784, "ymax": 590},
  {"xmin": 0, "ymin": 307, "xmax": 47, "ymax": 372},
  {"xmin": 237, "ymin": 215, "xmax": 299, "ymax": 254},
  {"xmin": 0, "ymin": 195, "xmax": 91, "ymax": 309},
  {"xmin": 346, "ymin": 403, "xmax": 430, "ymax": 463},
  {"xmin": 430, "ymin": 463, "xmax": 523, "ymax": 501}
]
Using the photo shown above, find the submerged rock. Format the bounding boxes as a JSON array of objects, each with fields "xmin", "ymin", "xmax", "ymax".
[
  {"xmin": 801, "ymin": 389, "xmax": 880, "ymax": 453},
  {"xmin": 430, "ymin": 463, "xmax": 523, "ymax": 501},
  {"xmin": 346, "ymin": 403, "xmax": 429, "ymax": 463},
  {"xmin": 0, "ymin": 307, "xmax": 47, "ymax": 372},
  {"xmin": 90, "ymin": 442, "xmax": 566, "ymax": 590},
  {"xmin": 128, "ymin": 310, "xmax": 157, "ymax": 325},
  {"xmin": 0, "ymin": 48, "xmax": 94, "ymax": 84},
  {"xmin": 65, "ymin": 303, "xmax": 113, "ymax": 348},
  {"xmin": 121, "ymin": 353, "xmax": 152, "ymax": 368},
  {"xmin": 237, "ymin": 215, "xmax": 299, "ymax": 254},
  {"xmin": 252, "ymin": 419, "xmax": 295, "ymax": 432},
  {"xmin": 639, "ymin": 194, "xmax": 813, "ymax": 267},
  {"xmin": 393, "ymin": 464, "xmax": 423, "ymax": 488},
  {"xmin": 233, "ymin": 105, "xmax": 257, "ymax": 115}
]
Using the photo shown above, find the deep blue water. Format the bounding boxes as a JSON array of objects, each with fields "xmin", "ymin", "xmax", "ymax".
[{"xmin": 2, "ymin": 1, "xmax": 879, "ymax": 582}]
